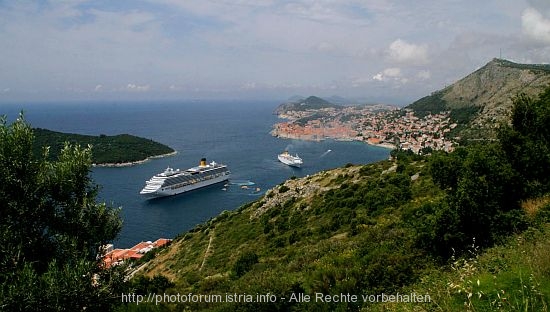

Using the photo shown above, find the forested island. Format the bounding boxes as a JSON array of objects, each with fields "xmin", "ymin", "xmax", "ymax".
[{"xmin": 32, "ymin": 128, "xmax": 175, "ymax": 166}]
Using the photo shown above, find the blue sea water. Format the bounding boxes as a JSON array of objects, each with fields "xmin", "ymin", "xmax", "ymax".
[{"xmin": 2, "ymin": 100, "xmax": 390, "ymax": 248}]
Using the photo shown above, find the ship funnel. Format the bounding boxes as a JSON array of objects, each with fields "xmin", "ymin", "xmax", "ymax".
[{"xmin": 200, "ymin": 158, "xmax": 207, "ymax": 167}]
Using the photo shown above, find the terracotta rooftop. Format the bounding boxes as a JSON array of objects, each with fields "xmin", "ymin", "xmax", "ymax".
[{"xmin": 101, "ymin": 238, "xmax": 172, "ymax": 268}]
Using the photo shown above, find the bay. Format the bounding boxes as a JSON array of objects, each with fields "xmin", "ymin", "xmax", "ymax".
[{"xmin": 2, "ymin": 100, "xmax": 390, "ymax": 247}]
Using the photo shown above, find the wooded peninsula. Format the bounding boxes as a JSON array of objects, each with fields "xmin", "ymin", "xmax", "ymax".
[{"xmin": 32, "ymin": 128, "xmax": 175, "ymax": 166}]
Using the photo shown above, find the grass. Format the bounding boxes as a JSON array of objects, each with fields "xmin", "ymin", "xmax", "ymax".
[
  {"xmin": 369, "ymin": 222, "xmax": 550, "ymax": 311},
  {"xmin": 522, "ymin": 196, "xmax": 550, "ymax": 219}
]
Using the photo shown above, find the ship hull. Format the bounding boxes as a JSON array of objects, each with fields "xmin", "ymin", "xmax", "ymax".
[
  {"xmin": 140, "ymin": 173, "xmax": 230, "ymax": 198},
  {"xmin": 278, "ymin": 155, "xmax": 302, "ymax": 167}
]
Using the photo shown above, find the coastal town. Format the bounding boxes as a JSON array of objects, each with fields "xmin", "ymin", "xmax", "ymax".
[{"xmin": 271, "ymin": 103, "xmax": 458, "ymax": 154}]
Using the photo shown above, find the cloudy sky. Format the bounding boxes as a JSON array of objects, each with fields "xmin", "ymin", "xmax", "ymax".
[{"xmin": 1, "ymin": 0, "xmax": 549, "ymax": 104}]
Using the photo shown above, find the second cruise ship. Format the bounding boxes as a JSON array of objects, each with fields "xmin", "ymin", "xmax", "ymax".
[{"xmin": 139, "ymin": 158, "xmax": 230, "ymax": 198}]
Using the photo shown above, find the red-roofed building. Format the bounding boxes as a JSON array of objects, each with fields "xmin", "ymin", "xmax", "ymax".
[
  {"xmin": 100, "ymin": 238, "xmax": 172, "ymax": 268},
  {"xmin": 154, "ymin": 238, "xmax": 171, "ymax": 247}
]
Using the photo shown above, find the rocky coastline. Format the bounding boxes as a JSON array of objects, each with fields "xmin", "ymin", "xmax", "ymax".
[{"xmin": 92, "ymin": 151, "xmax": 178, "ymax": 168}]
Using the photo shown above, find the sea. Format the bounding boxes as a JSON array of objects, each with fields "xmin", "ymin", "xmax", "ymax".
[{"xmin": 2, "ymin": 100, "xmax": 390, "ymax": 248}]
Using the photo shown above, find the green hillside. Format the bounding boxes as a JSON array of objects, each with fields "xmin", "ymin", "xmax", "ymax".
[
  {"xmin": 115, "ymin": 87, "xmax": 550, "ymax": 312},
  {"xmin": 125, "ymin": 154, "xmax": 550, "ymax": 311},
  {"xmin": 32, "ymin": 128, "xmax": 174, "ymax": 165}
]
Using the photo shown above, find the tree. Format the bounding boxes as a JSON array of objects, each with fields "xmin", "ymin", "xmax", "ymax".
[
  {"xmin": 428, "ymin": 149, "xmax": 465, "ymax": 191},
  {"xmin": 499, "ymin": 87, "xmax": 550, "ymax": 197},
  {"xmin": 426, "ymin": 86, "xmax": 550, "ymax": 259},
  {"xmin": 0, "ymin": 114, "xmax": 124, "ymax": 311},
  {"xmin": 451, "ymin": 144, "xmax": 523, "ymax": 246},
  {"xmin": 233, "ymin": 251, "xmax": 259, "ymax": 278},
  {"xmin": 426, "ymin": 143, "xmax": 527, "ymax": 258},
  {"xmin": 425, "ymin": 88, "xmax": 550, "ymax": 260}
]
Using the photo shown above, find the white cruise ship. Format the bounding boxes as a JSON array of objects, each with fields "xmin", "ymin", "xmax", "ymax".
[
  {"xmin": 278, "ymin": 151, "xmax": 303, "ymax": 167},
  {"xmin": 140, "ymin": 158, "xmax": 230, "ymax": 198}
]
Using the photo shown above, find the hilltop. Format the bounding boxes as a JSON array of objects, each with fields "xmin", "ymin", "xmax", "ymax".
[
  {"xmin": 407, "ymin": 58, "xmax": 550, "ymax": 139},
  {"xmin": 32, "ymin": 128, "xmax": 175, "ymax": 165},
  {"xmin": 274, "ymin": 96, "xmax": 343, "ymax": 115}
]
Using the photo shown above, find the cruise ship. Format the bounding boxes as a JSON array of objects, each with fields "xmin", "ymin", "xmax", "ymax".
[
  {"xmin": 278, "ymin": 151, "xmax": 303, "ymax": 167},
  {"xmin": 139, "ymin": 158, "xmax": 230, "ymax": 198}
]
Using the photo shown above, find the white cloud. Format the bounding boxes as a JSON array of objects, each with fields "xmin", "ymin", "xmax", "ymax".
[
  {"xmin": 388, "ymin": 39, "xmax": 429, "ymax": 65},
  {"xmin": 126, "ymin": 84, "xmax": 150, "ymax": 92},
  {"xmin": 522, "ymin": 7, "xmax": 550, "ymax": 43},
  {"xmin": 371, "ymin": 73, "xmax": 384, "ymax": 81},
  {"xmin": 372, "ymin": 67, "xmax": 402, "ymax": 82}
]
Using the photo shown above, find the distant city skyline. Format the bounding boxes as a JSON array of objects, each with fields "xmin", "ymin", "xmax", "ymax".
[{"xmin": 1, "ymin": 0, "xmax": 549, "ymax": 105}]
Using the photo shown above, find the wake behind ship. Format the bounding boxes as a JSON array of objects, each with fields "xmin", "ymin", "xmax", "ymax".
[{"xmin": 140, "ymin": 158, "xmax": 230, "ymax": 198}]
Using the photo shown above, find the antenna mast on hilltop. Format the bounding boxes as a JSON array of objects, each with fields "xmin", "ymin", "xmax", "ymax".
[{"xmin": 499, "ymin": 48, "xmax": 502, "ymax": 59}]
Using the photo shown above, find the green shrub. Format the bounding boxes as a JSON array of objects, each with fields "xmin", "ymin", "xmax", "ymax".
[
  {"xmin": 278, "ymin": 185, "xmax": 290, "ymax": 193},
  {"xmin": 233, "ymin": 251, "xmax": 259, "ymax": 278}
]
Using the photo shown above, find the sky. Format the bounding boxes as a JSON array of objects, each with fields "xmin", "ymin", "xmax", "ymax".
[{"xmin": 0, "ymin": 0, "xmax": 549, "ymax": 105}]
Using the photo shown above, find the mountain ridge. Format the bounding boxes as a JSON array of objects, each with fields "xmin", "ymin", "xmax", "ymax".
[{"xmin": 407, "ymin": 58, "xmax": 550, "ymax": 138}]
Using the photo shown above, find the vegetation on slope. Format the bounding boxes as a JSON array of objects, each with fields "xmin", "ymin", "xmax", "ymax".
[
  {"xmin": 373, "ymin": 220, "xmax": 550, "ymax": 311},
  {"xmin": 33, "ymin": 128, "xmax": 174, "ymax": 165},
  {"xmin": 407, "ymin": 90, "xmax": 447, "ymax": 117},
  {"xmin": 0, "ymin": 116, "xmax": 125, "ymax": 311},
  {"xmin": 122, "ymin": 87, "xmax": 550, "ymax": 312},
  {"xmin": 407, "ymin": 90, "xmax": 481, "ymax": 124}
]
